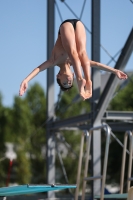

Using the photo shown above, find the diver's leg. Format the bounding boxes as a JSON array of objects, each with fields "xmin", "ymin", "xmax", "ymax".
[
  {"xmin": 75, "ymin": 21, "xmax": 92, "ymax": 98},
  {"xmin": 60, "ymin": 22, "xmax": 86, "ymax": 99}
]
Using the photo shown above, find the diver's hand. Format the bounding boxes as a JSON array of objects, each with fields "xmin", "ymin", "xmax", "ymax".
[
  {"xmin": 19, "ymin": 79, "xmax": 28, "ymax": 96},
  {"xmin": 115, "ymin": 70, "xmax": 128, "ymax": 80},
  {"xmin": 77, "ymin": 78, "xmax": 86, "ymax": 100}
]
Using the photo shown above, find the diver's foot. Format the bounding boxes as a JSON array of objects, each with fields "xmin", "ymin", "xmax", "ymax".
[
  {"xmin": 78, "ymin": 78, "xmax": 86, "ymax": 100},
  {"xmin": 85, "ymin": 80, "xmax": 92, "ymax": 99}
]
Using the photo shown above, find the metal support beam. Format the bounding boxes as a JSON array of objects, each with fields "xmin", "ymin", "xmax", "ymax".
[
  {"xmin": 48, "ymin": 111, "xmax": 133, "ymax": 130},
  {"xmin": 48, "ymin": 122, "xmax": 133, "ymax": 133},
  {"xmin": 77, "ymin": 122, "xmax": 133, "ymax": 132},
  {"xmin": 103, "ymin": 111, "xmax": 133, "ymax": 121},
  {"xmin": 94, "ymin": 28, "xmax": 133, "ymax": 123},
  {"xmin": 50, "ymin": 112, "xmax": 92, "ymax": 129},
  {"xmin": 91, "ymin": 0, "xmax": 101, "ymax": 198},
  {"xmin": 46, "ymin": 0, "xmax": 55, "ymax": 198},
  {"xmin": 106, "ymin": 122, "xmax": 133, "ymax": 132}
]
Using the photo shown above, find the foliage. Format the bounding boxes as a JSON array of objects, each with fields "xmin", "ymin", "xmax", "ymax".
[
  {"xmin": 55, "ymin": 83, "xmax": 90, "ymax": 119},
  {"xmin": 104, "ymin": 78, "xmax": 133, "ymax": 189},
  {"xmin": 0, "ymin": 78, "xmax": 132, "ymax": 191},
  {"xmin": 109, "ymin": 78, "xmax": 133, "ymax": 111},
  {"xmin": 0, "ymin": 93, "xmax": 8, "ymax": 186},
  {"xmin": 15, "ymin": 149, "xmax": 31, "ymax": 184},
  {"xmin": 55, "ymin": 131, "xmax": 81, "ymax": 184},
  {"xmin": 0, "ymin": 83, "xmax": 47, "ymax": 186},
  {"xmin": 0, "ymin": 82, "xmax": 90, "ymax": 187}
]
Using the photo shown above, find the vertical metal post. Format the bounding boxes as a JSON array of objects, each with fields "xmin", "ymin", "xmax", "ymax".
[
  {"xmin": 75, "ymin": 132, "xmax": 85, "ymax": 200},
  {"xmin": 120, "ymin": 132, "xmax": 128, "ymax": 193},
  {"xmin": 82, "ymin": 131, "xmax": 91, "ymax": 200},
  {"xmin": 100, "ymin": 126, "xmax": 111, "ymax": 200},
  {"xmin": 127, "ymin": 132, "xmax": 133, "ymax": 192},
  {"xmin": 46, "ymin": 0, "xmax": 55, "ymax": 198},
  {"xmin": 91, "ymin": 0, "xmax": 101, "ymax": 198}
]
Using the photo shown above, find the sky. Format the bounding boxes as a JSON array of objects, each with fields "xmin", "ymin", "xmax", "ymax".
[{"xmin": 0, "ymin": 0, "xmax": 133, "ymax": 107}]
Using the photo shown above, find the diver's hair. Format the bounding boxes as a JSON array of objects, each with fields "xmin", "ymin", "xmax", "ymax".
[{"xmin": 56, "ymin": 78, "xmax": 73, "ymax": 91}]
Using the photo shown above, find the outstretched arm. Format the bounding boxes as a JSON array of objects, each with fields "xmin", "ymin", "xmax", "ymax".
[
  {"xmin": 90, "ymin": 60, "xmax": 128, "ymax": 80},
  {"xmin": 19, "ymin": 60, "xmax": 54, "ymax": 96}
]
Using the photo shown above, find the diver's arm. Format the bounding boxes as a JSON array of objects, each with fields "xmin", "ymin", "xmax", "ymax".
[
  {"xmin": 19, "ymin": 59, "xmax": 54, "ymax": 96},
  {"xmin": 90, "ymin": 60, "xmax": 116, "ymax": 74},
  {"xmin": 90, "ymin": 60, "xmax": 128, "ymax": 80}
]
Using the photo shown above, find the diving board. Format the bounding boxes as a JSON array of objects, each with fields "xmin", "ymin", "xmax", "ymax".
[
  {"xmin": 95, "ymin": 193, "xmax": 127, "ymax": 199},
  {"xmin": 95, "ymin": 186, "xmax": 133, "ymax": 199},
  {"xmin": 0, "ymin": 184, "xmax": 76, "ymax": 197}
]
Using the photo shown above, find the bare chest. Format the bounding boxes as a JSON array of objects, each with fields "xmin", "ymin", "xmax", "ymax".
[{"xmin": 52, "ymin": 36, "xmax": 70, "ymax": 65}]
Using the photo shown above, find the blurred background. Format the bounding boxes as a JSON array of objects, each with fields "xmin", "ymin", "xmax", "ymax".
[{"xmin": 0, "ymin": 0, "xmax": 133, "ymax": 199}]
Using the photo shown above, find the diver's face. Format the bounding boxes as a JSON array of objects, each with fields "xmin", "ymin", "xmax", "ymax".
[{"xmin": 57, "ymin": 72, "xmax": 74, "ymax": 88}]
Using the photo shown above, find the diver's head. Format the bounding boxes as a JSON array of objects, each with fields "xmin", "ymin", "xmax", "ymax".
[{"xmin": 56, "ymin": 71, "xmax": 74, "ymax": 91}]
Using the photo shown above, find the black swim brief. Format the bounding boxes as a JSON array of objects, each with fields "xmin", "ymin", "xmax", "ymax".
[{"xmin": 58, "ymin": 19, "xmax": 80, "ymax": 35}]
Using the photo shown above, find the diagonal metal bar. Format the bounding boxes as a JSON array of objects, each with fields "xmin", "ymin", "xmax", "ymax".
[
  {"xmin": 49, "ymin": 122, "xmax": 133, "ymax": 132},
  {"xmin": 55, "ymin": 0, "xmax": 63, "ymax": 22},
  {"xmin": 50, "ymin": 112, "xmax": 93, "ymax": 130},
  {"xmin": 63, "ymin": 1, "xmax": 79, "ymax": 19},
  {"xmin": 106, "ymin": 48, "xmax": 122, "ymax": 66},
  {"xmin": 94, "ymin": 28, "xmax": 133, "ymax": 123},
  {"xmin": 80, "ymin": 0, "xmax": 87, "ymax": 20},
  {"xmin": 63, "ymin": 1, "xmax": 91, "ymax": 34},
  {"xmin": 101, "ymin": 44, "xmax": 117, "ymax": 63}
]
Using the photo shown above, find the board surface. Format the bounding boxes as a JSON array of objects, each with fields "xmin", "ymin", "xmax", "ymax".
[
  {"xmin": 95, "ymin": 193, "xmax": 127, "ymax": 199},
  {"xmin": 0, "ymin": 184, "xmax": 76, "ymax": 196}
]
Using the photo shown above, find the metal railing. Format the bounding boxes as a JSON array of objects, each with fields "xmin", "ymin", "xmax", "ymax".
[
  {"xmin": 120, "ymin": 131, "xmax": 133, "ymax": 193},
  {"xmin": 75, "ymin": 124, "xmax": 111, "ymax": 200},
  {"xmin": 75, "ymin": 130, "xmax": 89, "ymax": 200}
]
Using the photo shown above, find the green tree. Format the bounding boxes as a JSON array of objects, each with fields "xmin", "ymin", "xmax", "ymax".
[
  {"xmin": 0, "ymin": 82, "xmax": 90, "ymax": 189},
  {"xmin": 11, "ymin": 96, "xmax": 33, "ymax": 184},
  {"xmin": 0, "ymin": 93, "xmax": 6, "ymax": 155},
  {"xmin": 0, "ymin": 94, "xmax": 16, "ymax": 186},
  {"xmin": 56, "ymin": 84, "xmax": 90, "ymax": 119},
  {"xmin": 13, "ymin": 83, "xmax": 47, "ymax": 184},
  {"xmin": 104, "ymin": 78, "xmax": 133, "ymax": 188},
  {"xmin": 109, "ymin": 79, "xmax": 133, "ymax": 111},
  {"xmin": 1, "ymin": 83, "xmax": 47, "ymax": 185},
  {"xmin": 25, "ymin": 83, "xmax": 47, "ymax": 184}
]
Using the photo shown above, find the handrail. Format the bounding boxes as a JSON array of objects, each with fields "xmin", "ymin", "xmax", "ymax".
[
  {"xmin": 120, "ymin": 131, "xmax": 133, "ymax": 193},
  {"xmin": 75, "ymin": 130, "xmax": 89, "ymax": 200},
  {"xmin": 82, "ymin": 125, "xmax": 112, "ymax": 200},
  {"xmin": 75, "ymin": 124, "xmax": 111, "ymax": 200},
  {"xmin": 75, "ymin": 124, "xmax": 133, "ymax": 200}
]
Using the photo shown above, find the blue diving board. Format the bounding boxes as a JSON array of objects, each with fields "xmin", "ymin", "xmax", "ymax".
[
  {"xmin": 95, "ymin": 193, "xmax": 127, "ymax": 199},
  {"xmin": 0, "ymin": 184, "xmax": 76, "ymax": 196}
]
